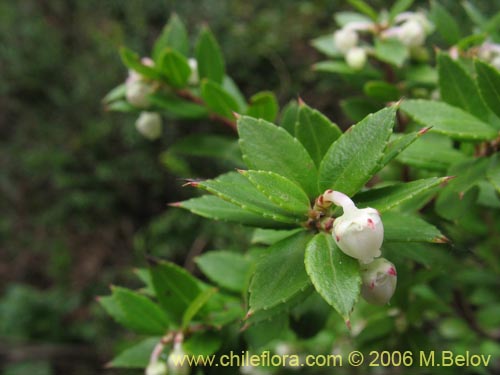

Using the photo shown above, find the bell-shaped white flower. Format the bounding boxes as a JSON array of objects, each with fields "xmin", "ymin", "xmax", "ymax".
[
  {"xmin": 145, "ymin": 360, "xmax": 168, "ymax": 375},
  {"xmin": 333, "ymin": 28, "xmax": 359, "ymax": 54},
  {"xmin": 398, "ymin": 19, "xmax": 425, "ymax": 47},
  {"xmin": 323, "ymin": 190, "xmax": 383, "ymax": 263},
  {"xmin": 125, "ymin": 57, "xmax": 156, "ymax": 108},
  {"xmin": 187, "ymin": 58, "xmax": 199, "ymax": 85},
  {"xmin": 345, "ymin": 47, "xmax": 367, "ymax": 70},
  {"xmin": 136, "ymin": 112, "xmax": 162, "ymax": 140},
  {"xmin": 167, "ymin": 343, "xmax": 190, "ymax": 375},
  {"xmin": 360, "ymin": 258, "xmax": 397, "ymax": 305}
]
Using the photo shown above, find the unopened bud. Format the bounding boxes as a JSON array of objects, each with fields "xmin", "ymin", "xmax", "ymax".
[
  {"xmin": 345, "ymin": 47, "xmax": 367, "ymax": 70},
  {"xmin": 360, "ymin": 258, "xmax": 397, "ymax": 305},
  {"xmin": 323, "ymin": 190, "xmax": 383, "ymax": 264},
  {"xmin": 187, "ymin": 58, "xmax": 199, "ymax": 85},
  {"xmin": 126, "ymin": 79, "xmax": 156, "ymax": 108},
  {"xmin": 398, "ymin": 19, "xmax": 425, "ymax": 47},
  {"xmin": 145, "ymin": 361, "xmax": 168, "ymax": 375},
  {"xmin": 333, "ymin": 28, "xmax": 359, "ymax": 54},
  {"xmin": 167, "ymin": 343, "xmax": 190, "ymax": 375},
  {"xmin": 135, "ymin": 112, "xmax": 162, "ymax": 140}
]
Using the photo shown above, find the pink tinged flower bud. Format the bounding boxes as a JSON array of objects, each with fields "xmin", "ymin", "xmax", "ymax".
[
  {"xmin": 167, "ymin": 343, "xmax": 190, "ymax": 375},
  {"xmin": 345, "ymin": 47, "xmax": 367, "ymax": 70},
  {"xmin": 360, "ymin": 258, "xmax": 397, "ymax": 305},
  {"xmin": 333, "ymin": 28, "xmax": 359, "ymax": 54},
  {"xmin": 398, "ymin": 19, "xmax": 425, "ymax": 47},
  {"xmin": 136, "ymin": 112, "xmax": 162, "ymax": 140},
  {"xmin": 146, "ymin": 361, "xmax": 168, "ymax": 375},
  {"xmin": 323, "ymin": 190, "xmax": 383, "ymax": 264},
  {"xmin": 187, "ymin": 58, "xmax": 199, "ymax": 85}
]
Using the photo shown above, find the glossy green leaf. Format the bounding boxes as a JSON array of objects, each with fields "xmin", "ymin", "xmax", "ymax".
[
  {"xmin": 195, "ymin": 27, "xmax": 225, "ymax": 84},
  {"xmin": 201, "ymin": 79, "xmax": 239, "ymax": 119},
  {"xmin": 182, "ymin": 288, "xmax": 217, "ymax": 329},
  {"xmin": 334, "ymin": 11, "xmax": 372, "ymax": 27},
  {"xmin": 106, "ymin": 100, "xmax": 137, "ymax": 113},
  {"xmin": 347, "ymin": 0, "xmax": 378, "ymax": 20},
  {"xmin": 119, "ymin": 47, "xmax": 162, "ymax": 80},
  {"xmin": 238, "ymin": 116, "xmax": 318, "ymax": 197},
  {"xmin": 223, "ymin": 76, "xmax": 248, "ymax": 112},
  {"xmin": 319, "ymin": 106, "xmax": 396, "ymax": 195},
  {"xmin": 251, "ymin": 228, "xmax": 303, "ymax": 245},
  {"xmin": 158, "ymin": 49, "xmax": 191, "ymax": 88},
  {"xmin": 280, "ymin": 100, "xmax": 299, "ymax": 135},
  {"xmin": 475, "ymin": 59, "xmax": 500, "ymax": 118},
  {"xmin": 149, "ymin": 92, "xmax": 208, "ymax": 119},
  {"xmin": 183, "ymin": 331, "xmax": 222, "ymax": 356},
  {"xmin": 487, "ymin": 154, "xmax": 500, "ymax": 193},
  {"xmin": 405, "ymin": 65, "xmax": 438, "ymax": 86},
  {"xmin": 246, "ymin": 91, "xmax": 279, "ymax": 122},
  {"xmin": 241, "ymin": 170, "xmax": 311, "ymax": 217},
  {"xmin": 430, "ymin": 1, "xmax": 461, "ymax": 45},
  {"xmin": 437, "ymin": 52, "xmax": 490, "ymax": 121},
  {"xmin": 296, "ymin": 102, "xmax": 342, "ymax": 166},
  {"xmin": 381, "ymin": 131, "xmax": 422, "ymax": 167},
  {"xmin": 374, "ymin": 38, "xmax": 408, "ymax": 67},
  {"xmin": 354, "ymin": 177, "xmax": 449, "ymax": 212},
  {"xmin": 389, "ymin": 0, "xmax": 415, "ymax": 21},
  {"xmin": 196, "ymin": 251, "xmax": 252, "ymax": 293},
  {"xmin": 249, "ymin": 232, "xmax": 312, "ymax": 313},
  {"xmin": 153, "ymin": 14, "xmax": 189, "ymax": 59},
  {"xmin": 109, "ymin": 337, "xmax": 160, "ymax": 369},
  {"xmin": 314, "ymin": 61, "xmax": 381, "ymax": 78},
  {"xmin": 196, "ymin": 172, "xmax": 302, "ymax": 224},
  {"xmin": 304, "ymin": 233, "xmax": 360, "ymax": 320},
  {"xmin": 109, "ymin": 287, "xmax": 169, "ymax": 335},
  {"xmin": 462, "ymin": 1, "xmax": 486, "ymax": 27},
  {"xmin": 103, "ymin": 83, "xmax": 126, "ymax": 103},
  {"xmin": 400, "ymin": 100, "xmax": 497, "ymax": 141},
  {"xmin": 150, "ymin": 261, "xmax": 202, "ymax": 325},
  {"xmin": 383, "ymin": 212, "xmax": 446, "ymax": 243},
  {"xmin": 364, "ymin": 81, "xmax": 401, "ymax": 102},
  {"xmin": 177, "ymin": 195, "xmax": 295, "ymax": 229},
  {"xmin": 311, "ymin": 35, "xmax": 341, "ymax": 57}
]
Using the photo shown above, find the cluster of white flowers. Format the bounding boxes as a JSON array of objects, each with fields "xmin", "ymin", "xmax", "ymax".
[
  {"xmin": 477, "ymin": 41, "xmax": 500, "ymax": 70},
  {"xmin": 321, "ymin": 190, "xmax": 397, "ymax": 305},
  {"xmin": 382, "ymin": 12, "xmax": 433, "ymax": 48},
  {"xmin": 333, "ymin": 23, "xmax": 372, "ymax": 70}
]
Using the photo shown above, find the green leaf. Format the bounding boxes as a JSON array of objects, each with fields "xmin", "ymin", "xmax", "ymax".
[
  {"xmin": 109, "ymin": 337, "xmax": 161, "ymax": 369},
  {"xmin": 487, "ymin": 154, "xmax": 500, "ymax": 193},
  {"xmin": 150, "ymin": 261, "xmax": 202, "ymax": 325},
  {"xmin": 475, "ymin": 59, "xmax": 500, "ymax": 118},
  {"xmin": 296, "ymin": 102, "xmax": 342, "ymax": 166},
  {"xmin": 195, "ymin": 172, "xmax": 302, "ymax": 224},
  {"xmin": 246, "ymin": 91, "xmax": 279, "ymax": 122},
  {"xmin": 318, "ymin": 106, "xmax": 397, "ymax": 195},
  {"xmin": 158, "ymin": 49, "xmax": 191, "ymax": 88},
  {"xmin": 389, "ymin": 0, "xmax": 415, "ymax": 22},
  {"xmin": 383, "ymin": 212, "xmax": 446, "ymax": 243},
  {"xmin": 103, "ymin": 83, "xmax": 126, "ymax": 103},
  {"xmin": 195, "ymin": 27, "xmax": 225, "ymax": 84},
  {"xmin": 437, "ymin": 52, "xmax": 490, "ymax": 121},
  {"xmin": 396, "ymin": 133, "xmax": 467, "ymax": 171},
  {"xmin": 109, "ymin": 287, "xmax": 169, "ymax": 335},
  {"xmin": 238, "ymin": 116, "xmax": 318, "ymax": 197},
  {"xmin": 430, "ymin": 1, "xmax": 461, "ymax": 45},
  {"xmin": 241, "ymin": 170, "xmax": 311, "ymax": 217},
  {"xmin": 364, "ymin": 81, "xmax": 401, "ymax": 102},
  {"xmin": 311, "ymin": 35, "xmax": 341, "ymax": 57},
  {"xmin": 405, "ymin": 65, "xmax": 438, "ymax": 86},
  {"xmin": 251, "ymin": 228, "xmax": 303, "ymax": 245},
  {"xmin": 314, "ymin": 61, "xmax": 381, "ymax": 78},
  {"xmin": 354, "ymin": 177, "xmax": 449, "ymax": 212},
  {"xmin": 381, "ymin": 130, "xmax": 423, "ymax": 167},
  {"xmin": 183, "ymin": 331, "xmax": 222, "ymax": 356},
  {"xmin": 347, "ymin": 0, "xmax": 378, "ymax": 21},
  {"xmin": 340, "ymin": 97, "xmax": 382, "ymax": 122},
  {"xmin": 201, "ymin": 79, "xmax": 239, "ymax": 119},
  {"xmin": 182, "ymin": 288, "xmax": 217, "ymax": 329},
  {"xmin": 462, "ymin": 1, "xmax": 487, "ymax": 27},
  {"xmin": 334, "ymin": 11, "xmax": 372, "ymax": 27},
  {"xmin": 280, "ymin": 100, "xmax": 299, "ymax": 135},
  {"xmin": 400, "ymin": 100, "xmax": 498, "ymax": 141},
  {"xmin": 249, "ymin": 232, "xmax": 312, "ymax": 313},
  {"xmin": 374, "ymin": 38, "xmax": 409, "ymax": 67},
  {"xmin": 149, "ymin": 92, "xmax": 208, "ymax": 119},
  {"xmin": 196, "ymin": 251, "xmax": 252, "ymax": 293},
  {"xmin": 153, "ymin": 14, "xmax": 189, "ymax": 59},
  {"xmin": 304, "ymin": 233, "xmax": 360, "ymax": 320},
  {"xmin": 119, "ymin": 47, "xmax": 161, "ymax": 80},
  {"xmin": 106, "ymin": 100, "xmax": 138, "ymax": 113},
  {"xmin": 177, "ymin": 195, "xmax": 295, "ymax": 229},
  {"xmin": 223, "ymin": 76, "xmax": 248, "ymax": 112}
]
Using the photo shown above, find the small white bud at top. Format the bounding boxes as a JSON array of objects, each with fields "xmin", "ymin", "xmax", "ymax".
[
  {"xmin": 333, "ymin": 28, "xmax": 359, "ymax": 54},
  {"xmin": 145, "ymin": 361, "xmax": 168, "ymax": 375},
  {"xmin": 345, "ymin": 47, "xmax": 367, "ymax": 70},
  {"xmin": 323, "ymin": 190, "xmax": 383, "ymax": 264},
  {"xmin": 187, "ymin": 58, "xmax": 199, "ymax": 85},
  {"xmin": 360, "ymin": 258, "xmax": 397, "ymax": 305},
  {"xmin": 398, "ymin": 19, "xmax": 425, "ymax": 47},
  {"xmin": 136, "ymin": 112, "xmax": 162, "ymax": 140}
]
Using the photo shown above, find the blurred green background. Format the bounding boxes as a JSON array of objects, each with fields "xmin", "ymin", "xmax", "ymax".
[{"xmin": 1, "ymin": 1, "xmax": 499, "ymax": 374}]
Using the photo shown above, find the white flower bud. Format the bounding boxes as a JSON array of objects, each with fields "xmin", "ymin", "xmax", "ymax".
[
  {"xmin": 126, "ymin": 79, "xmax": 156, "ymax": 108},
  {"xmin": 167, "ymin": 343, "xmax": 190, "ymax": 375},
  {"xmin": 323, "ymin": 190, "xmax": 383, "ymax": 264},
  {"xmin": 333, "ymin": 28, "xmax": 359, "ymax": 54},
  {"xmin": 360, "ymin": 258, "xmax": 397, "ymax": 305},
  {"xmin": 398, "ymin": 19, "xmax": 425, "ymax": 47},
  {"xmin": 345, "ymin": 47, "xmax": 367, "ymax": 70},
  {"xmin": 146, "ymin": 361, "xmax": 168, "ymax": 375},
  {"xmin": 491, "ymin": 55, "xmax": 500, "ymax": 70},
  {"xmin": 135, "ymin": 112, "xmax": 162, "ymax": 140},
  {"xmin": 187, "ymin": 58, "xmax": 199, "ymax": 85}
]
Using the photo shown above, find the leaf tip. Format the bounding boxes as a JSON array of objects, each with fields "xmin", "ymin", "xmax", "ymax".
[
  {"xmin": 239, "ymin": 322, "xmax": 250, "ymax": 332},
  {"xmin": 232, "ymin": 111, "xmax": 241, "ymax": 119},
  {"xmin": 168, "ymin": 201, "xmax": 183, "ymax": 207},
  {"xmin": 441, "ymin": 176, "xmax": 456, "ymax": 186},
  {"xmin": 418, "ymin": 127, "xmax": 432, "ymax": 135},
  {"xmin": 433, "ymin": 235, "xmax": 450, "ymax": 244},
  {"xmin": 345, "ymin": 319, "xmax": 352, "ymax": 330},
  {"xmin": 297, "ymin": 96, "xmax": 306, "ymax": 107},
  {"xmin": 236, "ymin": 168, "xmax": 247, "ymax": 175},
  {"xmin": 244, "ymin": 309, "xmax": 254, "ymax": 320}
]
